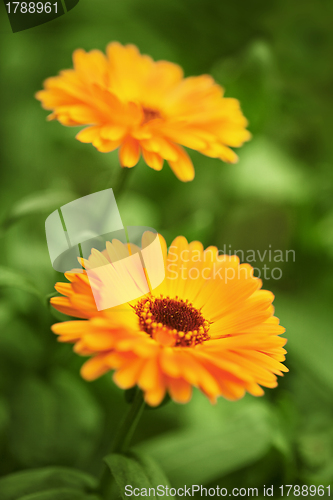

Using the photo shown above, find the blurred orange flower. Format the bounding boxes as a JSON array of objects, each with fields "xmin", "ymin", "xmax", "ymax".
[
  {"xmin": 51, "ymin": 234, "xmax": 287, "ymax": 406},
  {"xmin": 36, "ymin": 42, "xmax": 251, "ymax": 181}
]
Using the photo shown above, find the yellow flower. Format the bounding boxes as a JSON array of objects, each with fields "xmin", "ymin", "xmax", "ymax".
[
  {"xmin": 51, "ymin": 234, "xmax": 288, "ymax": 406},
  {"xmin": 36, "ymin": 42, "xmax": 251, "ymax": 181}
]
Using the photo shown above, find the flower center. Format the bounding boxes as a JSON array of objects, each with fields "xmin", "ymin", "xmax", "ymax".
[
  {"xmin": 142, "ymin": 107, "xmax": 162, "ymax": 124},
  {"xmin": 134, "ymin": 295, "xmax": 210, "ymax": 347}
]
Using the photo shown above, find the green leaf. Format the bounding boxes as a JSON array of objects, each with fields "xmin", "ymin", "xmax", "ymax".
[
  {"xmin": 117, "ymin": 192, "xmax": 161, "ymax": 228},
  {"xmin": 0, "ymin": 467, "xmax": 98, "ymax": 500},
  {"xmin": 124, "ymin": 387, "xmax": 138, "ymax": 404},
  {"xmin": 9, "ymin": 372, "xmax": 102, "ymax": 467},
  {"xmin": 50, "ymin": 369, "xmax": 103, "ymax": 467},
  {"xmin": 18, "ymin": 490, "xmax": 100, "ymax": 500},
  {"xmin": 104, "ymin": 451, "xmax": 171, "ymax": 500},
  {"xmin": 225, "ymin": 138, "xmax": 312, "ymax": 204},
  {"xmin": 0, "ymin": 317, "xmax": 44, "ymax": 370},
  {"xmin": 278, "ymin": 293, "xmax": 333, "ymax": 394},
  {"xmin": 140, "ymin": 395, "xmax": 273, "ymax": 487},
  {"xmin": 212, "ymin": 40, "xmax": 277, "ymax": 132},
  {"xmin": 0, "ymin": 266, "xmax": 42, "ymax": 301},
  {"xmin": 0, "ymin": 398, "xmax": 9, "ymax": 452},
  {"xmin": 1, "ymin": 190, "xmax": 75, "ymax": 231}
]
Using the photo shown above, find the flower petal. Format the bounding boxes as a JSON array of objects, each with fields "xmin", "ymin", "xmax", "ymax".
[
  {"xmin": 167, "ymin": 145, "xmax": 195, "ymax": 182},
  {"xmin": 119, "ymin": 137, "xmax": 141, "ymax": 167}
]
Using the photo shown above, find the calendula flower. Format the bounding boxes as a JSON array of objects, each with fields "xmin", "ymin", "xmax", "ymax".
[
  {"xmin": 51, "ymin": 233, "xmax": 287, "ymax": 406},
  {"xmin": 36, "ymin": 43, "xmax": 251, "ymax": 181}
]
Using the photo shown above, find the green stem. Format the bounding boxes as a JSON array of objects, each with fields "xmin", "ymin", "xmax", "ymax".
[
  {"xmin": 112, "ymin": 388, "xmax": 146, "ymax": 453},
  {"xmin": 110, "ymin": 166, "xmax": 132, "ymax": 199},
  {"xmin": 99, "ymin": 389, "xmax": 146, "ymax": 496}
]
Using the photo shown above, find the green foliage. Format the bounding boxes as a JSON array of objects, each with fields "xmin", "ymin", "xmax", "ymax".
[
  {"xmin": 0, "ymin": 266, "xmax": 42, "ymax": 301},
  {"xmin": 278, "ymin": 293, "xmax": 333, "ymax": 395},
  {"xmin": 224, "ymin": 138, "xmax": 312, "ymax": 204},
  {"xmin": 1, "ymin": 190, "xmax": 76, "ymax": 232},
  {"xmin": 0, "ymin": 467, "xmax": 98, "ymax": 500},
  {"xmin": 140, "ymin": 397, "xmax": 272, "ymax": 486},
  {"xmin": 0, "ymin": 0, "xmax": 333, "ymax": 497},
  {"xmin": 17, "ymin": 491, "xmax": 100, "ymax": 500},
  {"xmin": 9, "ymin": 371, "xmax": 103, "ymax": 468},
  {"xmin": 104, "ymin": 451, "xmax": 171, "ymax": 500}
]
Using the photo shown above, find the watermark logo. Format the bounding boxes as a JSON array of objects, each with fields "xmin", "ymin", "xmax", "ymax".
[
  {"xmin": 45, "ymin": 189, "xmax": 294, "ymax": 310},
  {"xmin": 167, "ymin": 244, "xmax": 295, "ymax": 282},
  {"xmin": 3, "ymin": 0, "xmax": 79, "ymax": 33},
  {"xmin": 45, "ymin": 189, "xmax": 165, "ymax": 311}
]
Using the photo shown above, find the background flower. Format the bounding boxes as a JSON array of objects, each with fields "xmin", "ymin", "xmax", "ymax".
[{"xmin": 36, "ymin": 42, "xmax": 250, "ymax": 181}]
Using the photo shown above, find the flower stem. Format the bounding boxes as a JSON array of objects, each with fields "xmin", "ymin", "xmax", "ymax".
[
  {"xmin": 112, "ymin": 166, "xmax": 132, "ymax": 199},
  {"xmin": 99, "ymin": 388, "xmax": 146, "ymax": 496},
  {"xmin": 112, "ymin": 388, "xmax": 146, "ymax": 453}
]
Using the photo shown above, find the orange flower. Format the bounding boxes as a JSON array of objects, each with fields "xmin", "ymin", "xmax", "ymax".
[
  {"xmin": 51, "ymin": 234, "xmax": 287, "ymax": 406},
  {"xmin": 36, "ymin": 43, "xmax": 251, "ymax": 181}
]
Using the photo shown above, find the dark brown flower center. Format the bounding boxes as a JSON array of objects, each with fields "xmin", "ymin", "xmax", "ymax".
[
  {"xmin": 142, "ymin": 107, "xmax": 162, "ymax": 124},
  {"xmin": 134, "ymin": 295, "xmax": 210, "ymax": 347}
]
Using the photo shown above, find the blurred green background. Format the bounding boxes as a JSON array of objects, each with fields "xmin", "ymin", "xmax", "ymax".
[{"xmin": 0, "ymin": 0, "xmax": 333, "ymax": 497}]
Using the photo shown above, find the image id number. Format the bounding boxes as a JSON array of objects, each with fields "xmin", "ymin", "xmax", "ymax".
[{"xmin": 5, "ymin": 2, "xmax": 58, "ymax": 13}]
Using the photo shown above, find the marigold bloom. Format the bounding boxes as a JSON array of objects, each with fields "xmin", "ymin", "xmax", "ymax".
[
  {"xmin": 51, "ymin": 234, "xmax": 287, "ymax": 406},
  {"xmin": 36, "ymin": 43, "xmax": 251, "ymax": 181}
]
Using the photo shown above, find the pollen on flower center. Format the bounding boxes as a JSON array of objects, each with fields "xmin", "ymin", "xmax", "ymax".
[
  {"xmin": 142, "ymin": 107, "xmax": 162, "ymax": 124},
  {"xmin": 134, "ymin": 295, "xmax": 210, "ymax": 347}
]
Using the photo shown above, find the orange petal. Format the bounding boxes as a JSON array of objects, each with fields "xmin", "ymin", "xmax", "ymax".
[
  {"xmin": 142, "ymin": 148, "xmax": 164, "ymax": 171},
  {"xmin": 50, "ymin": 296, "xmax": 91, "ymax": 319},
  {"xmin": 168, "ymin": 145, "xmax": 195, "ymax": 182},
  {"xmin": 113, "ymin": 358, "xmax": 145, "ymax": 389},
  {"xmin": 100, "ymin": 125, "xmax": 127, "ymax": 141},
  {"xmin": 153, "ymin": 327, "xmax": 176, "ymax": 347},
  {"xmin": 81, "ymin": 354, "xmax": 111, "ymax": 380},
  {"xmin": 167, "ymin": 377, "xmax": 192, "ymax": 404},
  {"xmin": 144, "ymin": 384, "xmax": 166, "ymax": 407},
  {"xmin": 76, "ymin": 126, "xmax": 102, "ymax": 143},
  {"xmin": 119, "ymin": 137, "xmax": 141, "ymax": 167}
]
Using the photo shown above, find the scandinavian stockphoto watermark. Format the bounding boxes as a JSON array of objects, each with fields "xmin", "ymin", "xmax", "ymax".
[
  {"xmin": 45, "ymin": 188, "xmax": 165, "ymax": 311},
  {"xmin": 167, "ymin": 244, "xmax": 295, "ymax": 282},
  {"xmin": 45, "ymin": 188, "xmax": 294, "ymax": 311}
]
